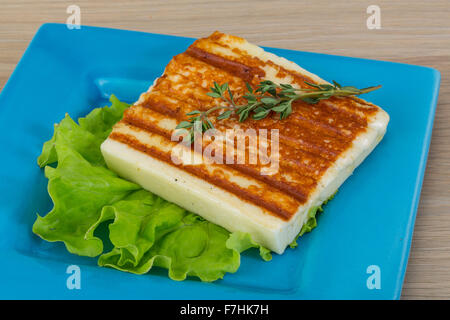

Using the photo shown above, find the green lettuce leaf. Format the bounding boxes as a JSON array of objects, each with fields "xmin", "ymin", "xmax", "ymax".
[
  {"xmin": 37, "ymin": 95, "xmax": 129, "ymax": 168},
  {"xmin": 78, "ymin": 95, "xmax": 130, "ymax": 141},
  {"xmin": 289, "ymin": 192, "xmax": 337, "ymax": 248},
  {"xmin": 85, "ymin": 189, "xmax": 240, "ymax": 281},
  {"xmin": 33, "ymin": 94, "xmax": 333, "ymax": 282},
  {"xmin": 226, "ymin": 231, "xmax": 272, "ymax": 261},
  {"xmin": 33, "ymin": 143, "xmax": 140, "ymax": 256},
  {"xmin": 33, "ymin": 96, "xmax": 246, "ymax": 281},
  {"xmin": 96, "ymin": 196, "xmax": 240, "ymax": 281}
]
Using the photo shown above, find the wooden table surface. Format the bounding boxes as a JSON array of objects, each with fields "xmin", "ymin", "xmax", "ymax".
[{"xmin": 1, "ymin": 0, "xmax": 449, "ymax": 299}]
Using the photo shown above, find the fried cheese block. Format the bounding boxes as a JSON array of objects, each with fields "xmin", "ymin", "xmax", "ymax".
[{"xmin": 101, "ymin": 31, "xmax": 389, "ymax": 254}]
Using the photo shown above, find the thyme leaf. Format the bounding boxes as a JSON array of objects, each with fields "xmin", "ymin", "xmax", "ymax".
[{"xmin": 176, "ymin": 80, "xmax": 381, "ymax": 144}]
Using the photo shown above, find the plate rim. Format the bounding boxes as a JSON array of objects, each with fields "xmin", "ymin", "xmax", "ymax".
[{"xmin": 0, "ymin": 23, "xmax": 441, "ymax": 300}]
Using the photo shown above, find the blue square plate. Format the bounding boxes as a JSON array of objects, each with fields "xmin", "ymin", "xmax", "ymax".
[{"xmin": 0, "ymin": 23, "xmax": 440, "ymax": 299}]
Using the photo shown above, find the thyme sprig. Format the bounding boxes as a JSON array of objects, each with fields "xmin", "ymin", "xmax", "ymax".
[{"xmin": 176, "ymin": 80, "xmax": 381, "ymax": 143}]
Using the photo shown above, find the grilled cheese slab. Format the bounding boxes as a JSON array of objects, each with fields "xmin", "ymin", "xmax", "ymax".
[{"xmin": 101, "ymin": 31, "xmax": 389, "ymax": 254}]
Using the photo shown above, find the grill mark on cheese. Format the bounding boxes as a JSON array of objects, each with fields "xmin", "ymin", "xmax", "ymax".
[
  {"xmin": 126, "ymin": 102, "xmax": 353, "ymax": 190},
  {"xmin": 145, "ymin": 58, "xmax": 368, "ymax": 146},
  {"xmin": 122, "ymin": 108, "xmax": 170, "ymax": 138},
  {"xmin": 264, "ymin": 59, "xmax": 316, "ymax": 85},
  {"xmin": 153, "ymin": 53, "xmax": 372, "ymax": 140},
  {"xmin": 149, "ymin": 74, "xmax": 371, "ymax": 136},
  {"xmin": 227, "ymin": 163, "xmax": 310, "ymax": 203},
  {"xmin": 110, "ymin": 31, "xmax": 380, "ymax": 221},
  {"xmin": 186, "ymin": 46, "xmax": 265, "ymax": 83},
  {"xmin": 109, "ymin": 131, "xmax": 296, "ymax": 220},
  {"xmin": 125, "ymin": 105, "xmax": 331, "ymax": 179},
  {"xmin": 141, "ymin": 93, "xmax": 182, "ymax": 119},
  {"xmin": 122, "ymin": 110, "xmax": 317, "ymax": 203},
  {"xmin": 169, "ymin": 53, "xmax": 247, "ymax": 89},
  {"xmin": 140, "ymin": 94, "xmax": 352, "ymax": 160},
  {"xmin": 192, "ymin": 34, "xmax": 317, "ymax": 86},
  {"xmin": 190, "ymin": 31, "xmax": 378, "ymax": 114},
  {"xmin": 139, "ymin": 93, "xmax": 346, "ymax": 163}
]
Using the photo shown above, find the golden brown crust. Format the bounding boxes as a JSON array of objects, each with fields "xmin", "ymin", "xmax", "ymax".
[{"xmin": 110, "ymin": 31, "xmax": 381, "ymax": 221}]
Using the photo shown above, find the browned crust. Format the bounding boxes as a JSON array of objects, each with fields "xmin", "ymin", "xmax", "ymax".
[
  {"xmin": 109, "ymin": 31, "xmax": 381, "ymax": 221},
  {"xmin": 110, "ymin": 131, "xmax": 295, "ymax": 220},
  {"xmin": 186, "ymin": 46, "xmax": 265, "ymax": 83},
  {"xmin": 123, "ymin": 109, "xmax": 311, "ymax": 203}
]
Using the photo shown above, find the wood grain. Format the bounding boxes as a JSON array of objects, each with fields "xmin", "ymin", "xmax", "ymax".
[{"xmin": 0, "ymin": 0, "xmax": 449, "ymax": 299}]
